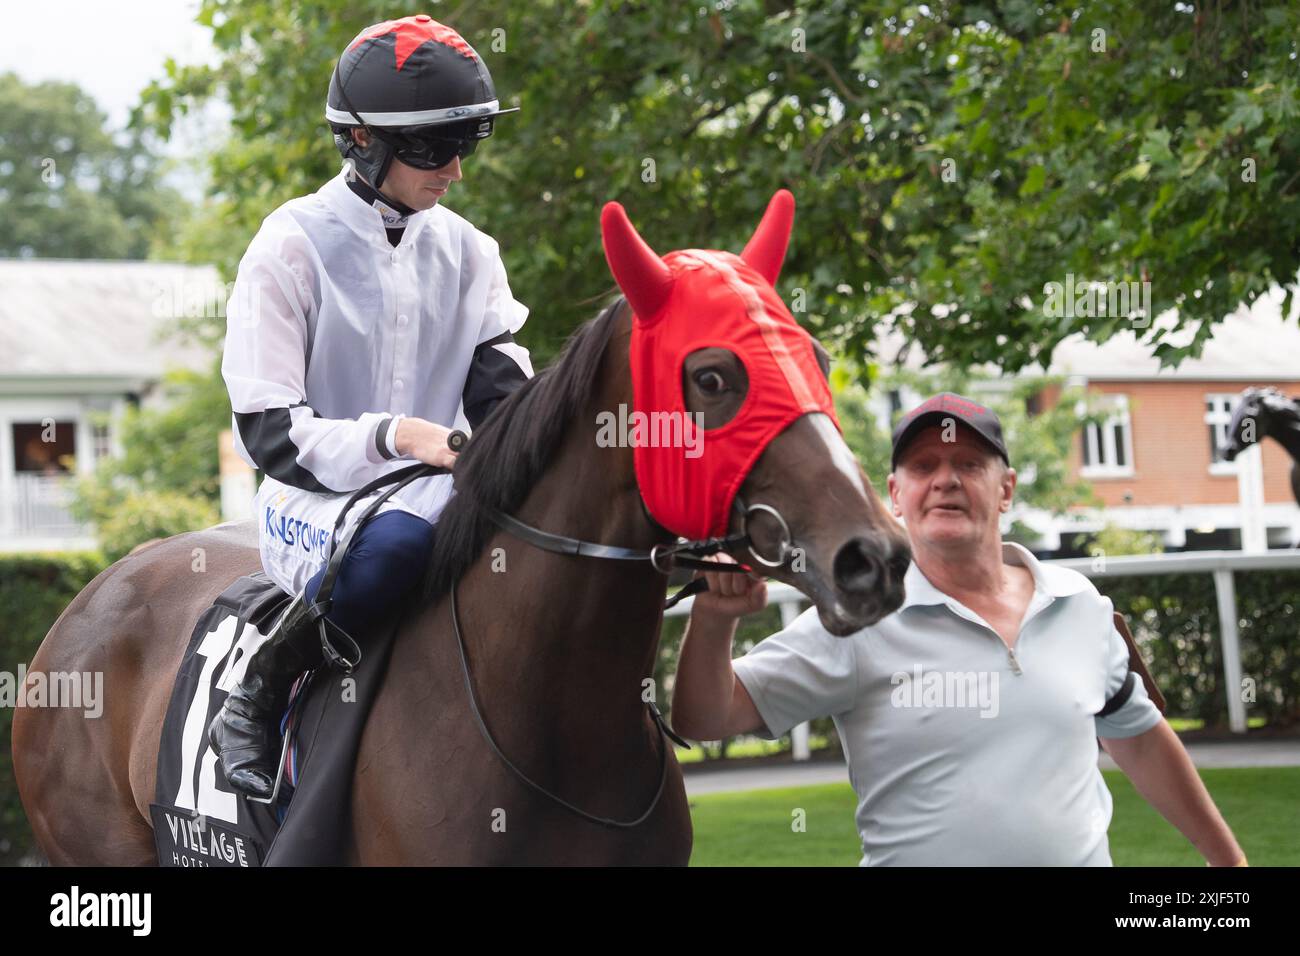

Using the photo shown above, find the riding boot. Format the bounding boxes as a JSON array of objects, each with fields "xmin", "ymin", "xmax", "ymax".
[{"xmin": 207, "ymin": 590, "xmax": 324, "ymax": 800}]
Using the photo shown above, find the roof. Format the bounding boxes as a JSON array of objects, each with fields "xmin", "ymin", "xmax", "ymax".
[
  {"xmin": 874, "ymin": 284, "xmax": 1300, "ymax": 383},
  {"xmin": 1042, "ymin": 285, "xmax": 1300, "ymax": 381},
  {"xmin": 0, "ymin": 259, "xmax": 218, "ymax": 383}
]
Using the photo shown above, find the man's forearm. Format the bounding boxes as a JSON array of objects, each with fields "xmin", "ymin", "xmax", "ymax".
[
  {"xmin": 1103, "ymin": 721, "xmax": 1245, "ymax": 866},
  {"xmin": 671, "ymin": 610, "xmax": 739, "ymax": 740}
]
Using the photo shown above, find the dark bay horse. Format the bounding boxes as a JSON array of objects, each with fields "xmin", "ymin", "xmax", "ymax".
[{"xmin": 14, "ymin": 197, "xmax": 910, "ymax": 865}]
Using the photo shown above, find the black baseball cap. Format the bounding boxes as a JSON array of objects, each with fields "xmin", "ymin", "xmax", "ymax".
[{"xmin": 890, "ymin": 392, "xmax": 1010, "ymax": 471}]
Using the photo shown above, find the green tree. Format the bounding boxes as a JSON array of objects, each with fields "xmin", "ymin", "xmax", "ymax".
[
  {"xmin": 70, "ymin": 361, "xmax": 230, "ymax": 560},
  {"xmin": 136, "ymin": 1, "xmax": 1300, "ymax": 367},
  {"xmin": 0, "ymin": 73, "xmax": 182, "ymax": 259},
  {"xmin": 1075, "ymin": 523, "xmax": 1166, "ymax": 559}
]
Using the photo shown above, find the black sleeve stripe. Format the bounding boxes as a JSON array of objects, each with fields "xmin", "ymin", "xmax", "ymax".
[
  {"xmin": 463, "ymin": 334, "xmax": 530, "ymax": 430},
  {"xmin": 1095, "ymin": 670, "xmax": 1136, "ymax": 718},
  {"xmin": 478, "ymin": 330, "xmax": 515, "ymax": 348},
  {"xmin": 375, "ymin": 416, "xmax": 398, "ymax": 460},
  {"xmin": 232, "ymin": 404, "xmax": 334, "ymax": 493}
]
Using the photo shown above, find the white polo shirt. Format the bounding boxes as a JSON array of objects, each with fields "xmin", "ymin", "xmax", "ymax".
[{"xmin": 732, "ymin": 541, "xmax": 1163, "ymax": 866}]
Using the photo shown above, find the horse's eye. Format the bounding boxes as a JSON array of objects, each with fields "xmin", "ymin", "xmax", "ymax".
[{"xmin": 695, "ymin": 369, "xmax": 728, "ymax": 395}]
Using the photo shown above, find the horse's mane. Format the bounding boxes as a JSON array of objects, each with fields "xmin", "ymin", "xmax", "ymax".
[{"xmin": 419, "ymin": 296, "xmax": 625, "ymax": 603}]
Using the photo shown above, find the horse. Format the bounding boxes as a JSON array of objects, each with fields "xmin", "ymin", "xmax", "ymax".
[
  {"xmin": 1224, "ymin": 386, "xmax": 1300, "ymax": 507},
  {"xmin": 13, "ymin": 194, "xmax": 911, "ymax": 865}
]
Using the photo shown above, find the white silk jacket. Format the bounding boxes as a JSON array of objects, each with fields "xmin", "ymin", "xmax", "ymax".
[{"xmin": 222, "ymin": 165, "xmax": 533, "ymax": 495}]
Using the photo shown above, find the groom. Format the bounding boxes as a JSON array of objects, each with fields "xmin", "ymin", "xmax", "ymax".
[{"xmin": 672, "ymin": 393, "xmax": 1246, "ymax": 866}]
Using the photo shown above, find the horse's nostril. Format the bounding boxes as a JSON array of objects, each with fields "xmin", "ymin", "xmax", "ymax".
[{"xmin": 833, "ymin": 538, "xmax": 882, "ymax": 594}]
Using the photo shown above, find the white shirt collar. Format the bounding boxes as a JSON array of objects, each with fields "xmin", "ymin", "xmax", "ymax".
[
  {"xmin": 319, "ymin": 166, "xmax": 433, "ymax": 249},
  {"xmin": 900, "ymin": 540, "xmax": 1091, "ymax": 613}
]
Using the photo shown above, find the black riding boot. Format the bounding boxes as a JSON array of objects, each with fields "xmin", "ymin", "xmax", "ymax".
[{"xmin": 207, "ymin": 591, "xmax": 324, "ymax": 800}]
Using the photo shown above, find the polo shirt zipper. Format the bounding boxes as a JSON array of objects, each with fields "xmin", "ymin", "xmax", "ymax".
[{"xmin": 1004, "ymin": 587, "xmax": 1054, "ymax": 676}]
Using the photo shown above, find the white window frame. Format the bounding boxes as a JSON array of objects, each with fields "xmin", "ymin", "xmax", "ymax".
[
  {"xmin": 1205, "ymin": 393, "xmax": 1239, "ymax": 475},
  {"xmin": 1078, "ymin": 394, "xmax": 1135, "ymax": 478},
  {"xmin": 91, "ymin": 421, "xmax": 113, "ymax": 465}
]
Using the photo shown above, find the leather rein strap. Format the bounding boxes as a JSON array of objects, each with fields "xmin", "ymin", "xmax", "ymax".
[
  {"xmin": 314, "ymin": 462, "xmax": 445, "ymax": 612},
  {"xmin": 485, "ymin": 507, "xmax": 752, "ymax": 610},
  {"xmin": 449, "ymin": 582, "xmax": 676, "ymax": 828},
  {"xmin": 316, "ymin": 454, "xmax": 752, "ymax": 621},
  {"xmin": 307, "ymin": 461, "xmax": 447, "ymax": 671}
]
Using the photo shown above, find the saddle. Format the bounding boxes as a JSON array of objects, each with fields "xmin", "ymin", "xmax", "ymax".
[
  {"xmin": 150, "ymin": 463, "xmax": 439, "ymax": 867},
  {"xmin": 150, "ymin": 566, "xmax": 413, "ymax": 866}
]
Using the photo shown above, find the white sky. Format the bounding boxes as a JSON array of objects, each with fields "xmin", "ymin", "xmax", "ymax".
[
  {"xmin": 0, "ymin": 0, "xmax": 225, "ymax": 196},
  {"xmin": 0, "ymin": 0, "xmax": 217, "ymax": 131}
]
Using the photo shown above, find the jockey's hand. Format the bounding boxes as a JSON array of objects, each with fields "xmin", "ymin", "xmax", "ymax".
[
  {"xmin": 689, "ymin": 552, "xmax": 767, "ymax": 622},
  {"xmin": 394, "ymin": 417, "xmax": 460, "ymax": 470}
]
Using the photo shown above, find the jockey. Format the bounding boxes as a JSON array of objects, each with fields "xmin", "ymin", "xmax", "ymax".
[{"xmin": 210, "ymin": 14, "xmax": 533, "ymax": 800}]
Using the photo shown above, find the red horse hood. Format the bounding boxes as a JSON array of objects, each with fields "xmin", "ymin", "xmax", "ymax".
[{"xmin": 601, "ymin": 191, "xmax": 839, "ymax": 540}]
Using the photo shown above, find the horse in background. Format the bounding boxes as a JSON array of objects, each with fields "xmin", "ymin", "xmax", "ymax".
[{"xmin": 1225, "ymin": 386, "xmax": 1300, "ymax": 508}]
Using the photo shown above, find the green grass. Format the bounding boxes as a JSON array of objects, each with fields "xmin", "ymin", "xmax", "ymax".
[
  {"xmin": 1164, "ymin": 716, "xmax": 1269, "ymax": 732},
  {"xmin": 675, "ymin": 719, "xmax": 1268, "ymax": 764},
  {"xmin": 687, "ymin": 767, "xmax": 1300, "ymax": 866},
  {"xmin": 674, "ymin": 736, "xmax": 833, "ymax": 764}
]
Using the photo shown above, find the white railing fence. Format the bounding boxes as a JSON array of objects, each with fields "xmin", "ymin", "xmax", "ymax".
[
  {"xmin": 7, "ymin": 473, "xmax": 91, "ymax": 538},
  {"xmin": 665, "ymin": 549, "xmax": 1300, "ymax": 751}
]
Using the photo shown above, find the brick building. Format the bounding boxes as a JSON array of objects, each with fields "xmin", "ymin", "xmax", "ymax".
[{"xmin": 882, "ymin": 285, "xmax": 1300, "ymax": 556}]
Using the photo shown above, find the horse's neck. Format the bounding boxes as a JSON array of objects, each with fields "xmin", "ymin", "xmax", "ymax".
[
  {"xmin": 494, "ymin": 396, "xmax": 671, "ymax": 707},
  {"xmin": 443, "ymin": 366, "xmax": 674, "ymax": 740}
]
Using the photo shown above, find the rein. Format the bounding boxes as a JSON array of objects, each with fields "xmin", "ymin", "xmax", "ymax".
[{"xmin": 448, "ymin": 582, "xmax": 674, "ymax": 828}]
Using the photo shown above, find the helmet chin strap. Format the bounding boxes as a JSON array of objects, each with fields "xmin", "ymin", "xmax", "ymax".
[
  {"xmin": 345, "ymin": 159, "xmax": 416, "ymax": 220},
  {"xmin": 370, "ymin": 142, "xmax": 397, "ymax": 191}
]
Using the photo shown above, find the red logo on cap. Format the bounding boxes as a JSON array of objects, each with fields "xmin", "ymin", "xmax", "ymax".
[{"xmin": 348, "ymin": 16, "xmax": 477, "ymax": 71}]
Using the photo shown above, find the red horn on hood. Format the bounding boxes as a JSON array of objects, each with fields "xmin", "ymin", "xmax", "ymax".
[
  {"xmin": 601, "ymin": 201, "xmax": 674, "ymax": 324},
  {"xmin": 740, "ymin": 189, "xmax": 795, "ymax": 286}
]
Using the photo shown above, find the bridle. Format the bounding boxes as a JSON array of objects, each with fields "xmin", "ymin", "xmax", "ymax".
[
  {"xmin": 485, "ymin": 491, "xmax": 794, "ymax": 608},
  {"xmin": 310, "ymin": 435, "xmax": 799, "ymax": 829},
  {"xmin": 447, "ymin": 487, "xmax": 794, "ymax": 829}
]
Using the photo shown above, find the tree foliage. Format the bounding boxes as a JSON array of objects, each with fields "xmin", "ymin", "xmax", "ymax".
[
  {"xmin": 1076, "ymin": 523, "xmax": 1166, "ymax": 558},
  {"xmin": 70, "ymin": 362, "xmax": 230, "ymax": 557},
  {"xmin": 0, "ymin": 73, "xmax": 181, "ymax": 259},
  {"xmin": 135, "ymin": 1, "xmax": 1300, "ymax": 367}
]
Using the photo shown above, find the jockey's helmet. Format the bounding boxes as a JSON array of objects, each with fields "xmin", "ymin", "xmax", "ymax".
[{"xmin": 326, "ymin": 15, "xmax": 518, "ymax": 188}]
